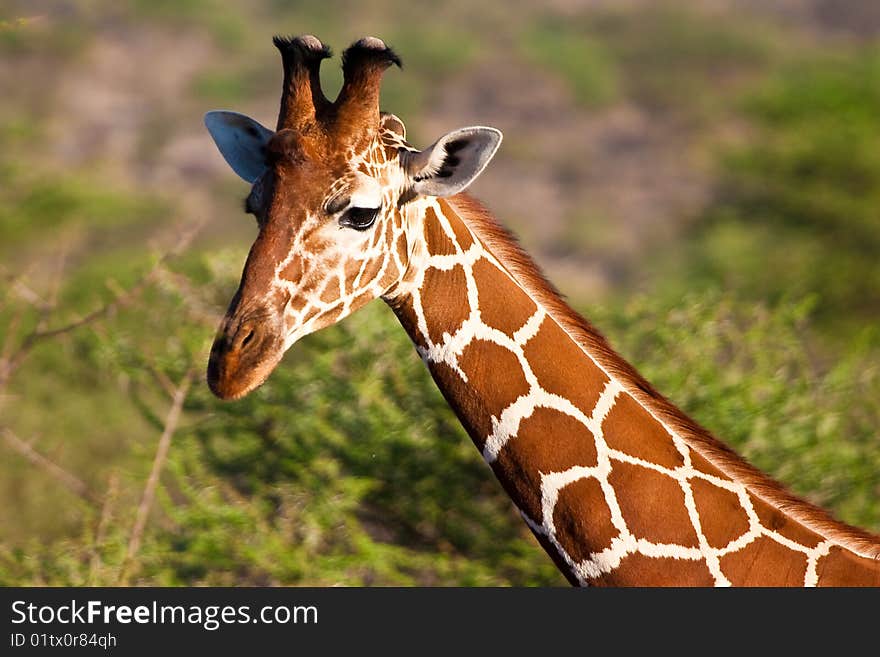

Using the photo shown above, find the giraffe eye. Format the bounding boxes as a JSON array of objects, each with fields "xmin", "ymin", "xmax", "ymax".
[{"xmin": 339, "ymin": 206, "xmax": 380, "ymax": 231}]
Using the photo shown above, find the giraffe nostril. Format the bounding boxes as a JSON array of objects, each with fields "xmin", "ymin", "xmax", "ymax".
[{"xmin": 240, "ymin": 328, "xmax": 256, "ymax": 350}]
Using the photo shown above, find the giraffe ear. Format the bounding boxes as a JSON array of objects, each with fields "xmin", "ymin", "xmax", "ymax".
[
  {"xmin": 204, "ymin": 111, "xmax": 275, "ymax": 183},
  {"xmin": 405, "ymin": 126, "xmax": 502, "ymax": 198}
]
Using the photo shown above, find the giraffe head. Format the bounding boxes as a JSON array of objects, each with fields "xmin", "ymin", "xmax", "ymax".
[{"xmin": 204, "ymin": 35, "xmax": 502, "ymax": 400}]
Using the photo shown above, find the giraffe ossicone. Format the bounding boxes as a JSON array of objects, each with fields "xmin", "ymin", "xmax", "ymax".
[{"xmin": 203, "ymin": 35, "xmax": 880, "ymax": 586}]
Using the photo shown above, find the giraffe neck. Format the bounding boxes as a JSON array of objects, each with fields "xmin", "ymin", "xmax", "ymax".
[{"xmin": 385, "ymin": 194, "xmax": 880, "ymax": 586}]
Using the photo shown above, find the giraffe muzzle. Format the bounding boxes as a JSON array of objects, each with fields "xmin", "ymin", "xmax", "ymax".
[{"xmin": 207, "ymin": 311, "xmax": 285, "ymax": 400}]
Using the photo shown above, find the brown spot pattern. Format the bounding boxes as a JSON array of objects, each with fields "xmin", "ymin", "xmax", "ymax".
[
  {"xmin": 816, "ymin": 546, "xmax": 880, "ymax": 587},
  {"xmin": 720, "ymin": 536, "xmax": 807, "ymax": 586},
  {"xmin": 688, "ymin": 449, "xmax": 729, "ymax": 479},
  {"xmin": 378, "ymin": 258, "xmax": 399, "ymax": 289},
  {"xmin": 592, "ymin": 553, "xmax": 715, "ymax": 587},
  {"xmin": 493, "ymin": 407, "xmax": 598, "ymax": 521},
  {"xmin": 604, "ymin": 393, "xmax": 684, "ymax": 469},
  {"xmin": 691, "ymin": 478, "xmax": 750, "ymax": 549},
  {"xmin": 750, "ymin": 494, "xmax": 823, "ymax": 549},
  {"xmin": 523, "ymin": 319, "xmax": 608, "ymax": 418},
  {"xmin": 384, "ymin": 197, "xmax": 879, "ymax": 585},
  {"xmin": 420, "ymin": 265, "xmax": 470, "ymax": 344},
  {"xmin": 427, "ymin": 361, "xmax": 489, "ymax": 448},
  {"xmin": 423, "ymin": 207, "xmax": 459, "ymax": 256},
  {"xmin": 609, "ymin": 461, "xmax": 699, "ymax": 547},
  {"xmin": 472, "ymin": 258, "xmax": 537, "ymax": 338},
  {"xmin": 280, "ymin": 257, "xmax": 303, "ymax": 282},
  {"xmin": 439, "ymin": 200, "xmax": 474, "ymax": 250},
  {"xmin": 320, "ymin": 275, "xmax": 341, "ymax": 303},
  {"xmin": 457, "ymin": 340, "xmax": 530, "ymax": 445},
  {"xmin": 553, "ymin": 478, "xmax": 617, "ymax": 562}
]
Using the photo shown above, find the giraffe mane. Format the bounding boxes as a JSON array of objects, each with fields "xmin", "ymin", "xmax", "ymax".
[{"xmin": 448, "ymin": 192, "xmax": 880, "ymax": 561}]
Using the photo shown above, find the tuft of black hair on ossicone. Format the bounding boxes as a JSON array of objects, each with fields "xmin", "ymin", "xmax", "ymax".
[
  {"xmin": 341, "ymin": 37, "xmax": 403, "ymax": 74},
  {"xmin": 272, "ymin": 34, "xmax": 333, "ymax": 63}
]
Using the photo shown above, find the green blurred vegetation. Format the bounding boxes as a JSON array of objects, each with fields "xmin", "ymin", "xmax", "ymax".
[
  {"xmin": 1, "ymin": 1, "xmax": 878, "ymax": 585},
  {"xmin": 521, "ymin": 21, "xmax": 619, "ymax": 108},
  {"xmin": 654, "ymin": 46, "xmax": 880, "ymax": 337},
  {"xmin": 589, "ymin": 6, "xmax": 778, "ymax": 113},
  {"xmin": 521, "ymin": 5, "xmax": 778, "ymax": 116},
  {"xmin": 1, "ymin": 257, "xmax": 563, "ymax": 585}
]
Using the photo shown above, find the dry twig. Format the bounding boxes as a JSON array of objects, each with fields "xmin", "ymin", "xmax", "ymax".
[
  {"xmin": 88, "ymin": 470, "xmax": 120, "ymax": 586},
  {"xmin": 0, "ymin": 219, "xmax": 204, "ymax": 389},
  {"xmin": 119, "ymin": 370, "xmax": 193, "ymax": 584},
  {"xmin": 1, "ymin": 428, "xmax": 98, "ymax": 506}
]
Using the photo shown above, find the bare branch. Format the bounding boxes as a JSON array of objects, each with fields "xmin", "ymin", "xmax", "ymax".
[
  {"xmin": 0, "ymin": 304, "xmax": 26, "ymax": 372},
  {"xmin": 146, "ymin": 363, "xmax": 178, "ymax": 401},
  {"xmin": 30, "ymin": 273, "xmax": 151, "ymax": 341},
  {"xmin": 154, "ymin": 266, "xmax": 223, "ymax": 326},
  {"xmin": 35, "ymin": 239, "xmax": 71, "ymax": 334},
  {"xmin": 7, "ymin": 277, "xmax": 49, "ymax": 310},
  {"xmin": 120, "ymin": 370, "xmax": 193, "ymax": 584},
  {"xmin": 89, "ymin": 470, "xmax": 120, "ymax": 586},
  {"xmin": 1, "ymin": 428, "xmax": 98, "ymax": 506},
  {"xmin": 0, "ymin": 218, "xmax": 205, "ymax": 389}
]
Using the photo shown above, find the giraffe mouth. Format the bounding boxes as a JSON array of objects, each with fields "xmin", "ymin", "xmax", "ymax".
[{"xmin": 206, "ymin": 310, "xmax": 285, "ymax": 400}]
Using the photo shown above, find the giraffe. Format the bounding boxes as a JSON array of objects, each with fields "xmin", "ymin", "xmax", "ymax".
[{"xmin": 203, "ymin": 35, "xmax": 880, "ymax": 586}]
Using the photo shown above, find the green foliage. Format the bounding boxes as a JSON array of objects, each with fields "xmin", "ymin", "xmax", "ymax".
[
  {"xmin": 662, "ymin": 46, "xmax": 880, "ymax": 334},
  {"xmin": 519, "ymin": 5, "xmax": 778, "ymax": 121},
  {"xmin": 192, "ymin": 64, "xmax": 278, "ymax": 105},
  {"xmin": 588, "ymin": 5, "xmax": 775, "ymax": 112},
  {"xmin": 385, "ymin": 26, "xmax": 478, "ymax": 78},
  {"xmin": 0, "ymin": 116, "xmax": 170, "ymax": 258},
  {"xmin": 125, "ymin": 0, "xmax": 248, "ymax": 49},
  {"xmin": 0, "ymin": 255, "xmax": 564, "ymax": 586},
  {"xmin": 0, "ymin": 173, "xmax": 169, "ymax": 251},
  {"xmin": 730, "ymin": 52, "xmax": 880, "ymax": 253}
]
